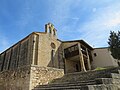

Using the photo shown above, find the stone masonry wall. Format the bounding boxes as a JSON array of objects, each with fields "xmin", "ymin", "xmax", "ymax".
[
  {"xmin": 0, "ymin": 65, "xmax": 31, "ymax": 90},
  {"xmin": 0, "ymin": 33, "xmax": 34, "ymax": 72},
  {"xmin": 36, "ymin": 32, "xmax": 63, "ymax": 69},
  {"xmin": 30, "ymin": 65, "xmax": 64, "ymax": 90}
]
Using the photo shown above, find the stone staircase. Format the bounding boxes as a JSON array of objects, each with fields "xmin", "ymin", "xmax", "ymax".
[{"xmin": 33, "ymin": 67, "xmax": 120, "ymax": 90}]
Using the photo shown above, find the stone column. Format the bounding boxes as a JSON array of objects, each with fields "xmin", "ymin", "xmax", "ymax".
[
  {"xmin": 78, "ymin": 43, "xmax": 86, "ymax": 72},
  {"xmin": 86, "ymin": 48, "xmax": 91, "ymax": 70},
  {"xmin": 45, "ymin": 24, "xmax": 49, "ymax": 33},
  {"xmin": 49, "ymin": 23, "xmax": 54, "ymax": 35}
]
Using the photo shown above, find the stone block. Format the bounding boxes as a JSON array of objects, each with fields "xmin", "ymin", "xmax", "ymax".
[
  {"xmin": 95, "ymin": 78, "xmax": 113, "ymax": 84},
  {"xmin": 118, "ymin": 70, "xmax": 120, "ymax": 74},
  {"xmin": 0, "ymin": 65, "xmax": 31, "ymax": 90},
  {"xmin": 111, "ymin": 73, "xmax": 120, "ymax": 79}
]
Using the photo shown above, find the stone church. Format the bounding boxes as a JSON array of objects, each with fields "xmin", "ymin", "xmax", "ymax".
[{"xmin": 0, "ymin": 23, "xmax": 119, "ymax": 90}]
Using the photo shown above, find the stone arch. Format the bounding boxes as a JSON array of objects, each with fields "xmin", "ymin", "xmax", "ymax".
[
  {"xmin": 53, "ymin": 29, "xmax": 56, "ymax": 36},
  {"xmin": 45, "ymin": 23, "xmax": 57, "ymax": 36}
]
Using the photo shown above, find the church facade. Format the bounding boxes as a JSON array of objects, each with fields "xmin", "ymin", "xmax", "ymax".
[
  {"xmin": 0, "ymin": 23, "xmax": 119, "ymax": 90},
  {"xmin": 0, "ymin": 23, "xmax": 118, "ymax": 73}
]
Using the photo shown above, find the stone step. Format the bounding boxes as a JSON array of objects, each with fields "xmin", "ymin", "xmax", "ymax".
[
  {"xmin": 88, "ymin": 84, "xmax": 120, "ymax": 90},
  {"xmin": 50, "ymin": 80, "xmax": 96, "ymax": 85},
  {"xmin": 95, "ymin": 78, "xmax": 120, "ymax": 84},
  {"xmin": 110, "ymin": 73, "xmax": 120, "ymax": 79},
  {"xmin": 35, "ymin": 80, "xmax": 96, "ymax": 88},
  {"xmin": 33, "ymin": 85, "xmax": 89, "ymax": 90},
  {"xmin": 52, "ymin": 68, "xmax": 120, "ymax": 84},
  {"xmin": 118, "ymin": 70, "xmax": 120, "ymax": 74},
  {"xmin": 33, "ymin": 67, "xmax": 120, "ymax": 90},
  {"xmin": 33, "ymin": 78, "xmax": 120, "ymax": 90},
  {"xmin": 111, "ymin": 70, "xmax": 120, "ymax": 74},
  {"xmin": 33, "ymin": 84, "xmax": 120, "ymax": 90}
]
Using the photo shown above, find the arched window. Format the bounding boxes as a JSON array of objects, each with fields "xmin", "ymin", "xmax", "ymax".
[
  {"xmin": 53, "ymin": 29, "xmax": 56, "ymax": 36},
  {"xmin": 51, "ymin": 50, "xmax": 55, "ymax": 67},
  {"xmin": 51, "ymin": 42, "xmax": 56, "ymax": 67}
]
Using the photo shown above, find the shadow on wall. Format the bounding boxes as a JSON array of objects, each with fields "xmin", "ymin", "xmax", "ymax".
[{"xmin": 47, "ymin": 43, "xmax": 64, "ymax": 69}]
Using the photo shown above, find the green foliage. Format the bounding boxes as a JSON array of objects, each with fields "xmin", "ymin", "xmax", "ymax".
[
  {"xmin": 94, "ymin": 67, "xmax": 106, "ymax": 71},
  {"xmin": 108, "ymin": 31, "xmax": 120, "ymax": 60}
]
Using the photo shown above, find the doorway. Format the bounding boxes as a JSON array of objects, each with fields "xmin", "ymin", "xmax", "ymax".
[{"xmin": 65, "ymin": 59, "xmax": 81, "ymax": 73}]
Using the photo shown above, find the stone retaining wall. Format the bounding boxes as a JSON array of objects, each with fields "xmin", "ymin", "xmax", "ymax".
[
  {"xmin": 0, "ymin": 65, "xmax": 64, "ymax": 90},
  {"xmin": 0, "ymin": 65, "xmax": 31, "ymax": 90},
  {"xmin": 30, "ymin": 65, "xmax": 64, "ymax": 90}
]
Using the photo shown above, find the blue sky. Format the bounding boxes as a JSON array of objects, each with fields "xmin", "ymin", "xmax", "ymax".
[{"xmin": 0, "ymin": 0, "xmax": 120, "ymax": 52}]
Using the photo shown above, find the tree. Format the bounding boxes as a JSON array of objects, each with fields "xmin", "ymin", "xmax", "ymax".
[{"xmin": 108, "ymin": 31, "xmax": 120, "ymax": 60}]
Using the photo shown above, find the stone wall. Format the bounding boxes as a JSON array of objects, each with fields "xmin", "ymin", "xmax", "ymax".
[
  {"xmin": 35, "ymin": 32, "xmax": 64, "ymax": 69},
  {"xmin": 0, "ymin": 33, "xmax": 34, "ymax": 72},
  {"xmin": 91, "ymin": 48, "xmax": 118, "ymax": 69},
  {"xmin": 0, "ymin": 65, "xmax": 64, "ymax": 90},
  {"xmin": 0, "ymin": 65, "xmax": 31, "ymax": 90},
  {"xmin": 30, "ymin": 65, "xmax": 64, "ymax": 90}
]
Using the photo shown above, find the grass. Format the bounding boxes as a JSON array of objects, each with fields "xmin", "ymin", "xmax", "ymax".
[{"xmin": 94, "ymin": 67, "xmax": 106, "ymax": 71}]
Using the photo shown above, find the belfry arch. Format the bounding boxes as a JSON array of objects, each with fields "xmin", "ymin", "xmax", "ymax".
[{"xmin": 45, "ymin": 23, "xmax": 57, "ymax": 36}]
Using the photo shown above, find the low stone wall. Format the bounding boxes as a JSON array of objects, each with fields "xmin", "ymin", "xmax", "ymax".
[
  {"xmin": 0, "ymin": 65, "xmax": 64, "ymax": 90},
  {"xmin": 30, "ymin": 65, "xmax": 64, "ymax": 90},
  {"xmin": 0, "ymin": 65, "xmax": 31, "ymax": 90}
]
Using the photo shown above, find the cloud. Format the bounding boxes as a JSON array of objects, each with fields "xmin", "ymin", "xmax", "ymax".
[
  {"xmin": 1, "ymin": 0, "xmax": 120, "ymax": 50},
  {"xmin": 50, "ymin": 0, "xmax": 80, "ymax": 24},
  {"xmin": 75, "ymin": 1, "xmax": 120, "ymax": 47},
  {"xmin": 50, "ymin": 0, "xmax": 120, "ymax": 47}
]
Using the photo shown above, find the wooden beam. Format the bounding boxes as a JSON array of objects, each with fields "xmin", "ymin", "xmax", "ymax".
[
  {"xmin": 78, "ymin": 43, "xmax": 86, "ymax": 72},
  {"xmin": 86, "ymin": 48, "xmax": 91, "ymax": 70}
]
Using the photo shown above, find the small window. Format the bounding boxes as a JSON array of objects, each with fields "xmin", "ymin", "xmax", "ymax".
[
  {"xmin": 51, "ymin": 42, "xmax": 56, "ymax": 49},
  {"xmin": 94, "ymin": 53, "xmax": 97, "ymax": 57}
]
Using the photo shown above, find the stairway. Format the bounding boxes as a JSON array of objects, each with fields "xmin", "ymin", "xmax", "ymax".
[{"xmin": 33, "ymin": 67, "xmax": 120, "ymax": 90}]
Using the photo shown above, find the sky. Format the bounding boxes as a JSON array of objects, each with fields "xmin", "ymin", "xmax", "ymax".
[{"xmin": 0, "ymin": 0, "xmax": 120, "ymax": 52}]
